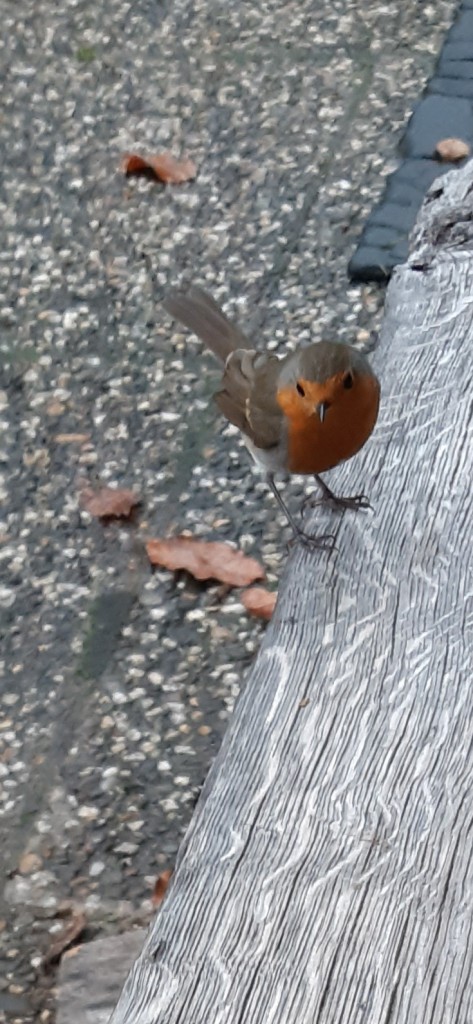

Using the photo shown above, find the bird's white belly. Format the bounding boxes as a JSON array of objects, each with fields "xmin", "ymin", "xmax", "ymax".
[{"xmin": 243, "ymin": 436, "xmax": 288, "ymax": 474}]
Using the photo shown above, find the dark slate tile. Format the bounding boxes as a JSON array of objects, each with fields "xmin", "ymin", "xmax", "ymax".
[
  {"xmin": 349, "ymin": 5, "xmax": 473, "ymax": 285},
  {"xmin": 400, "ymin": 95, "xmax": 473, "ymax": 158},
  {"xmin": 437, "ymin": 59, "xmax": 473, "ymax": 79},
  {"xmin": 390, "ymin": 240, "xmax": 410, "ymax": 262},
  {"xmin": 363, "ymin": 225, "xmax": 405, "ymax": 248},
  {"xmin": 395, "ymin": 159, "xmax": 451, "ymax": 190},
  {"xmin": 368, "ymin": 202, "xmax": 419, "ymax": 232},
  {"xmin": 384, "ymin": 177, "xmax": 424, "ymax": 208},
  {"xmin": 348, "ymin": 246, "xmax": 397, "ymax": 283},
  {"xmin": 428, "ymin": 75, "xmax": 473, "ymax": 98},
  {"xmin": 448, "ymin": 10, "xmax": 473, "ymax": 41},
  {"xmin": 441, "ymin": 42, "xmax": 473, "ymax": 62}
]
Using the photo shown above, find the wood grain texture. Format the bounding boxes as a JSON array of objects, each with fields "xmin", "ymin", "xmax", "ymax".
[{"xmin": 110, "ymin": 162, "xmax": 473, "ymax": 1024}]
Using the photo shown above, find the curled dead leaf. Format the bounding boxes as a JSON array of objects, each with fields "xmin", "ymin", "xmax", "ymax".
[
  {"xmin": 146, "ymin": 536, "xmax": 265, "ymax": 587},
  {"xmin": 121, "ymin": 152, "xmax": 197, "ymax": 184},
  {"xmin": 241, "ymin": 586, "xmax": 277, "ymax": 621},
  {"xmin": 18, "ymin": 851, "xmax": 42, "ymax": 875},
  {"xmin": 152, "ymin": 868, "xmax": 173, "ymax": 907},
  {"xmin": 43, "ymin": 911, "xmax": 87, "ymax": 969},
  {"xmin": 435, "ymin": 137, "xmax": 470, "ymax": 163},
  {"xmin": 54, "ymin": 433, "xmax": 91, "ymax": 444},
  {"xmin": 80, "ymin": 485, "xmax": 140, "ymax": 520}
]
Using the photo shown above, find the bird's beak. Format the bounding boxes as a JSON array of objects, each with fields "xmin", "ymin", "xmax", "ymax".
[{"xmin": 317, "ymin": 402, "xmax": 327, "ymax": 423}]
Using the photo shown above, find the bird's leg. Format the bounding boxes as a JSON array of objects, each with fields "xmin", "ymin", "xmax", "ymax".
[
  {"xmin": 304, "ymin": 474, "xmax": 372, "ymax": 513},
  {"xmin": 266, "ymin": 475, "xmax": 336, "ymax": 551}
]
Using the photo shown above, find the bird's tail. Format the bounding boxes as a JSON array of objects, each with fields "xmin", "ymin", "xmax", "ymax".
[{"xmin": 163, "ymin": 286, "xmax": 250, "ymax": 363}]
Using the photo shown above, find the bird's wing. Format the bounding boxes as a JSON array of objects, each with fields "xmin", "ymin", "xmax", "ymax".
[
  {"xmin": 215, "ymin": 350, "xmax": 284, "ymax": 450},
  {"xmin": 163, "ymin": 286, "xmax": 251, "ymax": 363}
]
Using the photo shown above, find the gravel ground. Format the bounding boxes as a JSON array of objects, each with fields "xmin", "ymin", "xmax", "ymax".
[{"xmin": 0, "ymin": 0, "xmax": 456, "ymax": 1019}]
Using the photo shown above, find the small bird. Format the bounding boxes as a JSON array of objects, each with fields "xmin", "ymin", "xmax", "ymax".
[{"xmin": 164, "ymin": 287, "xmax": 380, "ymax": 548}]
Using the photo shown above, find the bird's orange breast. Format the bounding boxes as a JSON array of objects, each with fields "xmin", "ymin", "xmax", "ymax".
[{"xmin": 276, "ymin": 374, "xmax": 380, "ymax": 475}]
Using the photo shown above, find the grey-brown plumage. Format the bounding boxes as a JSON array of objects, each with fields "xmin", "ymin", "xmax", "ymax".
[
  {"xmin": 163, "ymin": 286, "xmax": 376, "ymax": 458},
  {"xmin": 164, "ymin": 286, "xmax": 380, "ymax": 546},
  {"xmin": 163, "ymin": 286, "xmax": 285, "ymax": 453}
]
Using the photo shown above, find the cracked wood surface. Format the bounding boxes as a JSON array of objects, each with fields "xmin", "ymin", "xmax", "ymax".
[{"xmin": 109, "ymin": 162, "xmax": 473, "ymax": 1024}]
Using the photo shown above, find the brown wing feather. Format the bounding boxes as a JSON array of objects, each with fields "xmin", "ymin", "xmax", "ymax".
[
  {"xmin": 164, "ymin": 288, "xmax": 283, "ymax": 450},
  {"xmin": 163, "ymin": 287, "xmax": 251, "ymax": 363},
  {"xmin": 214, "ymin": 390, "xmax": 249, "ymax": 435},
  {"xmin": 216, "ymin": 351, "xmax": 283, "ymax": 450}
]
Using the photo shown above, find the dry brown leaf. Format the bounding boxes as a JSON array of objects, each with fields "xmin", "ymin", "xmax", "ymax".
[
  {"xmin": 435, "ymin": 137, "xmax": 470, "ymax": 162},
  {"xmin": 151, "ymin": 868, "xmax": 173, "ymax": 907},
  {"xmin": 241, "ymin": 586, "xmax": 277, "ymax": 621},
  {"xmin": 46, "ymin": 400, "xmax": 66, "ymax": 417},
  {"xmin": 18, "ymin": 851, "xmax": 42, "ymax": 875},
  {"xmin": 54, "ymin": 433, "xmax": 91, "ymax": 444},
  {"xmin": 146, "ymin": 536, "xmax": 265, "ymax": 587},
  {"xmin": 80, "ymin": 485, "xmax": 140, "ymax": 520},
  {"xmin": 43, "ymin": 911, "xmax": 87, "ymax": 969},
  {"xmin": 121, "ymin": 151, "xmax": 197, "ymax": 184}
]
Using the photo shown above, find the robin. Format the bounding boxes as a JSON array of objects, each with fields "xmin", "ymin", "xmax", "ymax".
[{"xmin": 164, "ymin": 286, "xmax": 380, "ymax": 548}]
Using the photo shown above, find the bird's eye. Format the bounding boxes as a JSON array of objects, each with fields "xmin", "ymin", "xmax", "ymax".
[
  {"xmin": 296, "ymin": 382, "xmax": 305, "ymax": 397},
  {"xmin": 343, "ymin": 371, "xmax": 353, "ymax": 390}
]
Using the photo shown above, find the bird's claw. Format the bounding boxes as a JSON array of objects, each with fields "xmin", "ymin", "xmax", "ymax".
[
  {"xmin": 324, "ymin": 493, "xmax": 373, "ymax": 513},
  {"xmin": 289, "ymin": 529, "xmax": 337, "ymax": 553},
  {"xmin": 302, "ymin": 492, "xmax": 373, "ymax": 516}
]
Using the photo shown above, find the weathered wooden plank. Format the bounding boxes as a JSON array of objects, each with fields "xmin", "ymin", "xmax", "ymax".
[{"xmin": 110, "ymin": 162, "xmax": 473, "ymax": 1024}]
